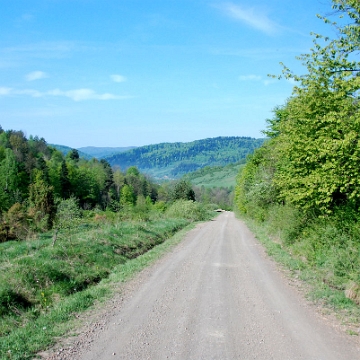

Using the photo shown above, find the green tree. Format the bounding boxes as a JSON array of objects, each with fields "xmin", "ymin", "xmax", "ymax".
[
  {"xmin": 75, "ymin": 162, "xmax": 101, "ymax": 208},
  {"xmin": 3, "ymin": 203, "xmax": 28, "ymax": 240},
  {"xmin": 126, "ymin": 166, "xmax": 140, "ymax": 176},
  {"xmin": 113, "ymin": 168, "xmax": 125, "ymax": 198},
  {"xmin": 59, "ymin": 160, "xmax": 71, "ymax": 199},
  {"xmin": 9, "ymin": 131, "xmax": 28, "ymax": 163},
  {"xmin": 28, "ymin": 170, "xmax": 55, "ymax": 230},
  {"xmin": 235, "ymin": 141, "xmax": 279, "ymax": 219},
  {"xmin": 100, "ymin": 159, "xmax": 115, "ymax": 208},
  {"xmin": 172, "ymin": 180, "xmax": 196, "ymax": 201},
  {"xmin": 0, "ymin": 149, "xmax": 19, "ymax": 211},
  {"xmin": 268, "ymin": 0, "xmax": 360, "ymax": 214},
  {"xmin": 53, "ymin": 197, "xmax": 81, "ymax": 244},
  {"xmin": 68, "ymin": 149, "xmax": 80, "ymax": 161},
  {"xmin": 120, "ymin": 184, "xmax": 136, "ymax": 206},
  {"xmin": 48, "ymin": 149, "xmax": 64, "ymax": 197}
]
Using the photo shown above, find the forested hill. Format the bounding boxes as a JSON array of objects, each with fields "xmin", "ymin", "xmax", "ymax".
[
  {"xmin": 50, "ymin": 144, "xmax": 92, "ymax": 160},
  {"xmin": 77, "ymin": 146, "xmax": 137, "ymax": 159},
  {"xmin": 50, "ymin": 144, "xmax": 136, "ymax": 159},
  {"xmin": 104, "ymin": 136, "xmax": 265, "ymax": 178}
]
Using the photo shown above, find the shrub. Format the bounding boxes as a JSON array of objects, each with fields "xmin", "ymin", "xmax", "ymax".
[
  {"xmin": 165, "ymin": 200, "xmax": 212, "ymax": 222},
  {"xmin": 53, "ymin": 197, "xmax": 82, "ymax": 243}
]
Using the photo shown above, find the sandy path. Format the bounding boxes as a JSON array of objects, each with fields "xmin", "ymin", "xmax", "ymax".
[{"xmin": 47, "ymin": 212, "xmax": 360, "ymax": 359}]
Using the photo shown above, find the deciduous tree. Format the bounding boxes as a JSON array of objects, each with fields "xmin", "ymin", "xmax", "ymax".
[{"xmin": 268, "ymin": 0, "xmax": 360, "ymax": 214}]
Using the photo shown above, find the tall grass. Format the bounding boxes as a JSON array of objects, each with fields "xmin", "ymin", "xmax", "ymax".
[
  {"xmin": 238, "ymin": 204, "xmax": 360, "ymax": 326},
  {"xmin": 0, "ymin": 201, "xmax": 215, "ymax": 359}
]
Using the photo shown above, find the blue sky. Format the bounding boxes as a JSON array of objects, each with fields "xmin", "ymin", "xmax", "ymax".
[{"xmin": 0, "ymin": 0, "xmax": 333, "ymax": 147}]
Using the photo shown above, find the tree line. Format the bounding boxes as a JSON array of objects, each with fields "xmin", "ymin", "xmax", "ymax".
[
  {"xmin": 0, "ymin": 127, "xmax": 198, "ymax": 241},
  {"xmin": 235, "ymin": 0, "xmax": 360, "ymax": 306},
  {"xmin": 236, "ymin": 0, "xmax": 360, "ymax": 218}
]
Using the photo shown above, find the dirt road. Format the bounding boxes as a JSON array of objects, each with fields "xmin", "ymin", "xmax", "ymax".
[{"xmin": 53, "ymin": 212, "xmax": 360, "ymax": 359}]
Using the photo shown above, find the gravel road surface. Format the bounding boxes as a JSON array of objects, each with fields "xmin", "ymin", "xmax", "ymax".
[{"xmin": 47, "ymin": 212, "xmax": 360, "ymax": 360}]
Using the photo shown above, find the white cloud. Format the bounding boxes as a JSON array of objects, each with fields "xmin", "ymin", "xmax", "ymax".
[
  {"xmin": 216, "ymin": 3, "xmax": 279, "ymax": 35},
  {"xmin": 0, "ymin": 86, "xmax": 130, "ymax": 101},
  {"xmin": 26, "ymin": 71, "xmax": 48, "ymax": 81},
  {"xmin": 17, "ymin": 89, "xmax": 43, "ymax": 97},
  {"xmin": 0, "ymin": 88, "xmax": 44, "ymax": 97},
  {"xmin": 48, "ymin": 88, "xmax": 128, "ymax": 101},
  {"xmin": 0, "ymin": 87, "xmax": 12, "ymax": 95},
  {"xmin": 3, "ymin": 41, "xmax": 77, "ymax": 62},
  {"xmin": 111, "ymin": 74, "xmax": 127, "ymax": 83},
  {"xmin": 239, "ymin": 75, "xmax": 262, "ymax": 81},
  {"xmin": 238, "ymin": 75, "xmax": 277, "ymax": 86},
  {"xmin": 263, "ymin": 79, "xmax": 276, "ymax": 86}
]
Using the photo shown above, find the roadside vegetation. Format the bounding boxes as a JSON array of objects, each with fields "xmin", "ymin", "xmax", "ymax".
[
  {"xmin": 0, "ymin": 130, "xmax": 218, "ymax": 358},
  {"xmin": 0, "ymin": 201, "xmax": 215, "ymax": 359},
  {"xmin": 235, "ymin": 0, "xmax": 360, "ymax": 326}
]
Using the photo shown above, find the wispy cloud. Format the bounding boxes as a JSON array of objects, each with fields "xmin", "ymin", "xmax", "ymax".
[
  {"xmin": 17, "ymin": 89, "xmax": 43, "ymax": 97},
  {"xmin": 0, "ymin": 87, "xmax": 131, "ymax": 101},
  {"xmin": 26, "ymin": 71, "xmax": 48, "ymax": 81},
  {"xmin": 215, "ymin": 2, "xmax": 279, "ymax": 35},
  {"xmin": 239, "ymin": 75, "xmax": 262, "ymax": 81},
  {"xmin": 48, "ymin": 88, "xmax": 128, "ymax": 101},
  {"xmin": 2, "ymin": 41, "xmax": 78, "ymax": 61},
  {"xmin": 111, "ymin": 74, "xmax": 127, "ymax": 83},
  {"xmin": 239, "ymin": 74, "xmax": 275, "ymax": 86},
  {"xmin": 0, "ymin": 87, "xmax": 12, "ymax": 95}
]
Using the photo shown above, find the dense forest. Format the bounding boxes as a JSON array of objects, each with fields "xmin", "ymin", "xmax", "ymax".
[
  {"xmin": 104, "ymin": 136, "xmax": 264, "ymax": 178},
  {"xmin": 0, "ymin": 127, "xmax": 183, "ymax": 241},
  {"xmin": 235, "ymin": 0, "xmax": 360, "ymax": 306},
  {"xmin": 0, "ymin": 126, "xmax": 241, "ymax": 242}
]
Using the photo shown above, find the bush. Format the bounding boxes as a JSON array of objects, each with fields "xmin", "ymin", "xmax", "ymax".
[
  {"xmin": 165, "ymin": 200, "xmax": 212, "ymax": 222},
  {"xmin": 53, "ymin": 197, "xmax": 82, "ymax": 243},
  {"xmin": 266, "ymin": 204, "xmax": 311, "ymax": 245}
]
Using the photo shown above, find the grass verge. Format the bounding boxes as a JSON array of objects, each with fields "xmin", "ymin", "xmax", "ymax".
[
  {"xmin": 238, "ymin": 212, "xmax": 360, "ymax": 332},
  {"xmin": 0, "ymin": 215, "xmax": 205, "ymax": 360}
]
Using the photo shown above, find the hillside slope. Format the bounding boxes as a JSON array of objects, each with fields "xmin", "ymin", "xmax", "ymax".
[
  {"xmin": 50, "ymin": 145, "xmax": 138, "ymax": 160},
  {"xmin": 78, "ymin": 146, "xmax": 137, "ymax": 159},
  {"xmin": 104, "ymin": 136, "xmax": 264, "ymax": 178},
  {"xmin": 50, "ymin": 144, "xmax": 92, "ymax": 160},
  {"xmin": 183, "ymin": 162, "xmax": 244, "ymax": 189}
]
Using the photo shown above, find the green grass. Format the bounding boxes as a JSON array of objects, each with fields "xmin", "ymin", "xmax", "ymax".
[
  {"xmin": 0, "ymin": 205, "xmax": 216, "ymax": 360},
  {"xmin": 237, "ymin": 208, "xmax": 360, "ymax": 329}
]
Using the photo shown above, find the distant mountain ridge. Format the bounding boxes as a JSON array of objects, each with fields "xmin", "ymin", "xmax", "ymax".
[
  {"xmin": 78, "ymin": 146, "xmax": 137, "ymax": 159},
  {"xmin": 50, "ymin": 144, "xmax": 92, "ymax": 160},
  {"xmin": 50, "ymin": 144, "xmax": 137, "ymax": 159},
  {"xmin": 104, "ymin": 136, "xmax": 265, "ymax": 179}
]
